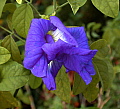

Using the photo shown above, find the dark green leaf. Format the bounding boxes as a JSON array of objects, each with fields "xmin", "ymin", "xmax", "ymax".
[
  {"xmin": 72, "ymin": 73, "xmax": 87, "ymax": 95},
  {"xmin": 83, "ymin": 86, "xmax": 98, "ymax": 102},
  {"xmin": 91, "ymin": 0, "xmax": 119, "ymax": 18},
  {"xmin": 52, "ymin": 66, "xmax": 71, "ymax": 103},
  {"xmin": 67, "ymin": 0, "xmax": 87, "ymax": 14},
  {"xmin": 16, "ymin": 40, "xmax": 25, "ymax": 46},
  {"xmin": 0, "ymin": 46, "xmax": 11, "ymax": 65},
  {"xmin": 0, "ymin": 91, "xmax": 18, "ymax": 109},
  {"xmin": 3, "ymin": 3, "xmax": 16, "ymax": 13},
  {"xmin": 93, "ymin": 57, "xmax": 114, "ymax": 91},
  {"xmin": 0, "ymin": 61, "xmax": 30, "ymax": 91},
  {"xmin": 83, "ymin": 71, "xmax": 99, "ymax": 102},
  {"xmin": 0, "ymin": 0, "xmax": 6, "ymax": 18},
  {"xmin": 2, "ymin": 35, "xmax": 22, "ymax": 63},
  {"xmin": 28, "ymin": 74, "xmax": 42, "ymax": 89},
  {"xmin": 6, "ymin": 14, "xmax": 13, "ymax": 30},
  {"xmin": 12, "ymin": 4, "xmax": 34, "ymax": 38},
  {"xmin": 17, "ymin": 89, "xmax": 30, "ymax": 104},
  {"xmin": 102, "ymin": 28, "xmax": 120, "ymax": 44},
  {"xmin": 90, "ymin": 39, "xmax": 109, "ymax": 58}
]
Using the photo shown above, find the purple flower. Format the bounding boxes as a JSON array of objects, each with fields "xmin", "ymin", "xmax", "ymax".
[{"xmin": 23, "ymin": 16, "xmax": 97, "ymax": 90}]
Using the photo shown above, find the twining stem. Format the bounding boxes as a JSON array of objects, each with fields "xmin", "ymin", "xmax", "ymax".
[
  {"xmin": 25, "ymin": 85, "xmax": 36, "ymax": 109},
  {"xmin": 30, "ymin": 0, "xmax": 32, "ymax": 3},
  {"xmin": 0, "ymin": 26, "xmax": 25, "ymax": 43},
  {"xmin": 49, "ymin": 1, "xmax": 69, "ymax": 16},
  {"xmin": 53, "ymin": 0, "xmax": 57, "ymax": 12},
  {"xmin": 58, "ymin": 1, "xmax": 69, "ymax": 9},
  {"xmin": 25, "ymin": 0, "xmax": 41, "ymax": 17},
  {"xmin": 13, "ymin": 89, "xmax": 19, "ymax": 97}
]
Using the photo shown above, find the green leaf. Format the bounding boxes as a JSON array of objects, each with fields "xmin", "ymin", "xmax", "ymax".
[
  {"xmin": 93, "ymin": 57, "xmax": 114, "ymax": 91},
  {"xmin": 6, "ymin": 14, "xmax": 13, "ymax": 30},
  {"xmin": 16, "ymin": 0, "xmax": 22, "ymax": 4},
  {"xmin": 17, "ymin": 89, "xmax": 30, "ymax": 104},
  {"xmin": 16, "ymin": 40, "xmax": 25, "ymax": 46},
  {"xmin": 28, "ymin": 74, "xmax": 42, "ymax": 89},
  {"xmin": 45, "ymin": 5, "xmax": 54, "ymax": 15},
  {"xmin": 0, "ymin": 61, "xmax": 30, "ymax": 91},
  {"xmin": 102, "ymin": 28, "xmax": 120, "ymax": 45},
  {"xmin": 3, "ymin": 3, "xmax": 16, "ymax": 13},
  {"xmin": 52, "ymin": 66, "xmax": 71, "ymax": 103},
  {"xmin": 0, "ymin": 91, "xmax": 18, "ymax": 109},
  {"xmin": 83, "ymin": 70, "xmax": 99, "ymax": 102},
  {"xmin": 67, "ymin": 0, "xmax": 87, "ymax": 14},
  {"xmin": 12, "ymin": 4, "xmax": 34, "ymax": 38},
  {"xmin": 83, "ymin": 86, "xmax": 99, "ymax": 103},
  {"xmin": 1, "ymin": 35, "xmax": 22, "ymax": 63},
  {"xmin": 72, "ymin": 73, "xmax": 88, "ymax": 95},
  {"xmin": 0, "ymin": 0, "xmax": 6, "ymax": 18},
  {"xmin": 0, "ymin": 46, "xmax": 11, "ymax": 65},
  {"xmin": 90, "ymin": 39, "xmax": 109, "ymax": 58},
  {"xmin": 91, "ymin": 0, "xmax": 119, "ymax": 18}
]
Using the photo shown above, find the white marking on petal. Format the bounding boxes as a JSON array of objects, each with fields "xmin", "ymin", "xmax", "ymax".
[{"xmin": 51, "ymin": 29, "xmax": 64, "ymax": 42}]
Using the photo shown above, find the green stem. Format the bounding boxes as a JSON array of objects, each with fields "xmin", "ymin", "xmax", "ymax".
[
  {"xmin": 30, "ymin": 0, "xmax": 32, "ymax": 3},
  {"xmin": 58, "ymin": 1, "xmax": 69, "ymax": 9},
  {"xmin": 25, "ymin": 0, "xmax": 41, "ymax": 17},
  {"xmin": 53, "ymin": 0, "xmax": 57, "ymax": 11},
  {"xmin": 13, "ymin": 89, "xmax": 19, "ymax": 97},
  {"xmin": 0, "ymin": 26, "xmax": 25, "ymax": 43},
  {"xmin": 49, "ymin": 1, "xmax": 69, "ymax": 16}
]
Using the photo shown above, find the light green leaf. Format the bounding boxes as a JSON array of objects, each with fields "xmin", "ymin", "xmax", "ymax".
[
  {"xmin": 83, "ymin": 70, "xmax": 99, "ymax": 102},
  {"xmin": 45, "ymin": 5, "xmax": 54, "ymax": 15},
  {"xmin": 28, "ymin": 74, "xmax": 42, "ymax": 89},
  {"xmin": 12, "ymin": 4, "xmax": 34, "ymax": 38},
  {"xmin": 90, "ymin": 39, "xmax": 109, "ymax": 58},
  {"xmin": 2, "ymin": 35, "xmax": 22, "ymax": 63},
  {"xmin": 0, "ymin": 0, "xmax": 6, "ymax": 18},
  {"xmin": 0, "ymin": 61, "xmax": 30, "ymax": 91},
  {"xmin": 0, "ymin": 46, "xmax": 11, "ymax": 65},
  {"xmin": 0, "ymin": 91, "xmax": 18, "ymax": 109},
  {"xmin": 72, "ymin": 73, "xmax": 88, "ymax": 95},
  {"xmin": 16, "ymin": 0, "xmax": 22, "ymax": 4},
  {"xmin": 67, "ymin": 0, "xmax": 87, "ymax": 14},
  {"xmin": 91, "ymin": 0, "xmax": 119, "ymax": 18},
  {"xmin": 52, "ymin": 66, "xmax": 71, "ymax": 103},
  {"xmin": 93, "ymin": 57, "xmax": 114, "ymax": 91}
]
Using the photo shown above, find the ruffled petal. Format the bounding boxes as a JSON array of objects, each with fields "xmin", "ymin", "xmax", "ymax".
[
  {"xmin": 42, "ymin": 40, "xmax": 66, "ymax": 61},
  {"xmin": 57, "ymin": 54, "xmax": 83, "ymax": 72},
  {"xmin": 31, "ymin": 54, "xmax": 48, "ymax": 77},
  {"xmin": 62, "ymin": 47, "xmax": 97, "ymax": 56},
  {"xmin": 50, "ymin": 16, "xmax": 78, "ymax": 46},
  {"xmin": 25, "ymin": 19, "xmax": 52, "ymax": 52},
  {"xmin": 23, "ymin": 47, "xmax": 43, "ymax": 69},
  {"xmin": 49, "ymin": 60, "xmax": 62, "ymax": 77},
  {"xmin": 42, "ymin": 68, "xmax": 56, "ymax": 90},
  {"xmin": 66, "ymin": 27, "xmax": 89, "ymax": 49},
  {"xmin": 85, "ymin": 61, "xmax": 96, "ymax": 75},
  {"xmin": 78, "ymin": 68, "xmax": 92, "ymax": 85}
]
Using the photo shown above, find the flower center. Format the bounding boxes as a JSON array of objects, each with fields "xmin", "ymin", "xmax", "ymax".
[{"xmin": 48, "ymin": 29, "xmax": 63, "ymax": 42}]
